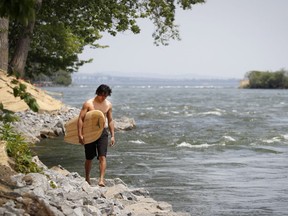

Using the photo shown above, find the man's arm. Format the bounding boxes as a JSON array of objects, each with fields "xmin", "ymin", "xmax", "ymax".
[
  {"xmin": 107, "ymin": 105, "xmax": 115, "ymax": 146},
  {"xmin": 77, "ymin": 102, "xmax": 89, "ymax": 145}
]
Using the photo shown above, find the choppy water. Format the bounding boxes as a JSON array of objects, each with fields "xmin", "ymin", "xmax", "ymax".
[{"xmin": 35, "ymin": 80, "xmax": 288, "ymax": 215}]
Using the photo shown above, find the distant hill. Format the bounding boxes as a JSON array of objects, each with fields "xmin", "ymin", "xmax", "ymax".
[{"xmin": 72, "ymin": 73, "xmax": 240, "ymax": 88}]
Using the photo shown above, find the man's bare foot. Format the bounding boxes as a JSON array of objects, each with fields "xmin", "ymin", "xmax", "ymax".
[
  {"xmin": 86, "ymin": 178, "xmax": 91, "ymax": 185},
  {"xmin": 98, "ymin": 179, "xmax": 105, "ymax": 187}
]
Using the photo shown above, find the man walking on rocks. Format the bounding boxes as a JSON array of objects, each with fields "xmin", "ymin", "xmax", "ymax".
[{"xmin": 77, "ymin": 84, "xmax": 115, "ymax": 187}]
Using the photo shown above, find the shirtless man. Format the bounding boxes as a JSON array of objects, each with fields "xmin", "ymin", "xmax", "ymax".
[{"xmin": 77, "ymin": 84, "xmax": 115, "ymax": 187}]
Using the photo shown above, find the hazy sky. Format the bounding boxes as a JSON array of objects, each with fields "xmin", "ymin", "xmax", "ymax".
[{"xmin": 78, "ymin": 0, "xmax": 288, "ymax": 79}]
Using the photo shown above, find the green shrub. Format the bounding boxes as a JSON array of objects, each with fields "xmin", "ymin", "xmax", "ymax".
[
  {"xmin": 0, "ymin": 76, "xmax": 41, "ymax": 173},
  {"xmin": 246, "ymin": 70, "xmax": 288, "ymax": 89},
  {"xmin": 0, "ymin": 123, "xmax": 42, "ymax": 174},
  {"xmin": 0, "ymin": 103, "xmax": 19, "ymax": 123}
]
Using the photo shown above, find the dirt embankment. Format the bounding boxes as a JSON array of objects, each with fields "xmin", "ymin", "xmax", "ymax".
[
  {"xmin": 0, "ymin": 70, "xmax": 63, "ymax": 113},
  {"xmin": 0, "ymin": 70, "xmax": 65, "ymax": 213}
]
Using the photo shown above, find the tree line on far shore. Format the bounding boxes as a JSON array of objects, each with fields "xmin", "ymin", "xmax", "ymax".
[{"xmin": 243, "ymin": 69, "xmax": 288, "ymax": 89}]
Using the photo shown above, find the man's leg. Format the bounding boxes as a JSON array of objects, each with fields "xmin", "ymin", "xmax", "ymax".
[
  {"xmin": 85, "ymin": 159, "xmax": 93, "ymax": 185},
  {"xmin": 98, "ymin": 156, "xmax": 106, "ymax": 186}
]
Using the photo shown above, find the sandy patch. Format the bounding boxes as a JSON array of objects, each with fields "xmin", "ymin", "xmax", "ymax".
[{"xmin": 0, "ymin": 70, "xmax": 63, "ymax": 113}]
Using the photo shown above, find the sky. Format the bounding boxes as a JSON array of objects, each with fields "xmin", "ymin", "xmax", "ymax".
[{"xmin": 78, "ymin": 0, "xmax": 288, "ymax": 79}]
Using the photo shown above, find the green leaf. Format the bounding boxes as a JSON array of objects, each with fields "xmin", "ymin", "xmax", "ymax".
[
  {"xmin": 13, "ymin": 87, "xmax": 20, "ymax": 97},
  {"xmin": 19, "ymin": 83, "xmax": 27, "ymax": 91},
  {"xmin": 11, "ymin": 79, "xmax": 19, "ymax": 85}
]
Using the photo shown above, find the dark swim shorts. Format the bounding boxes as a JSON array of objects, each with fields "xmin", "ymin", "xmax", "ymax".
[{"xmin": 84, "ymin": 128, "xmax": 108, "ymax": 160}]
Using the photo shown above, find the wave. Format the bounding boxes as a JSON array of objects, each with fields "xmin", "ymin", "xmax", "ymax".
[
  {"xmin": 160, "ymin": 111, "xmax": 169, "ymax": 115},
  {"xmin": 222, "ymin": 136, "xmax": 236, "ymax": 142},
  {"xmin": 262, "ymin": 137, "xmax": 281, "ymax": 144},
  {"xmin": 129, "ymin": 140, "xmax": 146, "ymax": 144},
  {"xmin": 251, "ymin": 147, "xmax": 282, "ymax": 154},
  {"xmin": 171, "ymin": 111, "xmax": 180, "ymax": 114},
  {"xmin": 158, "ymin": 85, "xmax": 223, "ymax": 89},
  {"xmin": 176, "ymin": 142, "xmax": 219, "ymax": 148},
  {"xmin": 79, "ymin": 85, "xmax": 88, "ymax": 88},
  {"xmin": 145, "ymin": 107, "xmax": 154, "ymax": 110},
  {"xmin": 199, "ymin": 111, "xmax": 222, "ymax": 116},
  {"xmin": 185, "ymin": 113, "xmax": 194, "ymax": 117},
  {"xmin": 282, "ymin": 134, "xmax": 288, "ymax": 140}
]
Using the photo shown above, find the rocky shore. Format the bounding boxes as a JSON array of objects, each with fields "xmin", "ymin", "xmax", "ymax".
[
  {"xmin": 0, "ymin": 156, "xmax": 188, "ymax": 216},
  {"xmin": 10, "ymin": 106, "xmax": 136, "ymax": 144},
  {"xmin": 0, "ymin": 71, "xmax": 189, "ymax": 215}
]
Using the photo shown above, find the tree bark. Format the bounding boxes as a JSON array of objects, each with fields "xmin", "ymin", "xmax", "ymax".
[
  {"xmin": 9, "ymin": 21, "xmax": 35, "ymax": 77},
  {"xmin": 0, "ymin": 17, "xmax": 9, "ymax": 72},
  {"xmin": 9, "ymin": 0, "xmax": 42, "ymax": 78}
]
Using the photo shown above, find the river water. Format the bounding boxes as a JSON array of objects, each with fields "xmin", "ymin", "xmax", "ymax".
[{"xmin": 34, "ymin": 79, "xmax": 288, "ymax": 215}]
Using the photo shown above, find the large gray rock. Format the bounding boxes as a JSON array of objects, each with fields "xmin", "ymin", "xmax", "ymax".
[
  {"xmin": 114, "ymin": 117, "xmax": 136, "ymax": 131},
  {"xmin": 4, "ymin": 156, "xmax": 190, "ymax": 216}
]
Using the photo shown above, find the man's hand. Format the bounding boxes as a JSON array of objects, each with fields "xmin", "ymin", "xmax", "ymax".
[
  {"xmin": 79, "ymin": 135, "xmax": 85, "ymax": 145},
  {"xmin": 110, "ymin": 136, "xmax": 115, "ymax": 147}
]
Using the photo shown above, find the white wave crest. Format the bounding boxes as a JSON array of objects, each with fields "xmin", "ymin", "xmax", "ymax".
[
  {"xmin": 262, "ymin": 137, "xmax": 281, "ymax": 143},
  {"xmin": 79, "ymin": 85, "xmax": 88, "ymax": 88},
  {"xmin": 185, "ymin": 113, "xmax": 194, "ymax": 117},
  {"xmin": 171, "ymin": 111, "xmax": 180, "ymax": 114},
  {"xmin": 160, "ymin": 111, "xmax": 169, "ymax": 115},
  {"xmin": 176, "ymin": 142, "xmax": 216, "ymax": 148},
  {"xmin": 200, "ymin": 111, "xmax": 222, "ymax": 116},
  {"xmin": 129, "ymin": 140, "xmax": 146, "ymax": 144},
  {"xmin": 223, "ymin": 136, "xmax": 236, "ymax": 142}
]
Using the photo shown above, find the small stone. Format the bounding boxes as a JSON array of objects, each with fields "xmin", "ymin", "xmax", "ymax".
[{"xmin": 22, "ymin": 175, "xmax": 33, "ymax": 185}]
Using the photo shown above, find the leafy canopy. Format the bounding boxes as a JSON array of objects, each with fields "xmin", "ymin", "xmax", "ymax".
[
  {"xmin": 3, "ymin": 0, "xmax": 205, "ymax": 78},
  {"xmin": 0, "ymin": 0, "xmax": 36, "ymax": 25}
]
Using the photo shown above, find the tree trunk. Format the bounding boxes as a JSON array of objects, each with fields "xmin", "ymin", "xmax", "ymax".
[
  {"xmin": 9, "ymin": 21, "xmax": 35, "ymax": 77},
  {"xmin": 0, "ymin": 17, "xmax": 9, "ymax": 72},
  {"xmin": 9, "ymin": 0, "xmax": 42, "ymax": 78}
]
